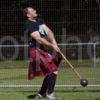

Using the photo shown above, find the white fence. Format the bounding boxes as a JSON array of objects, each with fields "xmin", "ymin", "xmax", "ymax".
[{"xmin": 0, "ymin": 43, "xmax": 100, "ymax": 88}]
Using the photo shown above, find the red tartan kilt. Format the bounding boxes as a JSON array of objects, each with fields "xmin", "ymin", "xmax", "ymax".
[{"xmin": 28, "ymin": 47, "xmax": 60, "ymax": 80}]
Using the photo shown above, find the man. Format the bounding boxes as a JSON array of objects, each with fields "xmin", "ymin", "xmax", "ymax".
[{"xmin": 23, "ymin": 7, "xmax": 62, "ymax": 100}]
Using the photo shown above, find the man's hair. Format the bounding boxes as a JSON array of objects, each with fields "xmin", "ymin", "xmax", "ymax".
[{"xmin": 23, "ymin": 7, "xmax": 29, "ymax": 16}]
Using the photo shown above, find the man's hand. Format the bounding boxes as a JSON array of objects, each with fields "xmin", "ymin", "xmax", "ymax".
[{"xmin": 51, "ymin": 44, "xmax": 60, "ymax": 53}]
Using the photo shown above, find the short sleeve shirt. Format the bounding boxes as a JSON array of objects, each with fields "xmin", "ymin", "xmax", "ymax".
[{"xmin": 24, "ymin": 18, "xmax": 47, "ymax": 47}]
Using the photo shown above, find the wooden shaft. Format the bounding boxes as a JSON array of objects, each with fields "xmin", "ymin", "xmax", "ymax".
[{"xmin": 59, "ymin": 51, "xmax": 82, "ymax": 80}]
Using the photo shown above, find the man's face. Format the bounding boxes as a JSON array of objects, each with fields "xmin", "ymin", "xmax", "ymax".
[{"xmin": 27, "ymin": 8, "xmax": 38, "ymax": 18}]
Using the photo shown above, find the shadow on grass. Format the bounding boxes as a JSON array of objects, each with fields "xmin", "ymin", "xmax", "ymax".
[
  {"xmin": 95, "ymin": 98, "xmax": 100, "ymax": 100},
  {"xmin": 0, "ymin": 88, "xmax": 100, "ymax": 94},
  {"xmin": 27, "ymin": 94, "xmax": 36, "ymax": 99},
  {"xmin": 12, "ymin": 89, "xmax": 100, "ymax": 93}
]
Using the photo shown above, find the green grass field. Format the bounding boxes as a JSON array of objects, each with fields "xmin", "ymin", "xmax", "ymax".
[{"xmin": 0, "ymin": 60, "xmax": 100, "ymax": 100}]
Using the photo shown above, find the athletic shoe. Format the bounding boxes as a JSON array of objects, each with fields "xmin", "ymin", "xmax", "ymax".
[
  {"xmin": 34, "ymin": 93, "xmax": 46, "ymax": 99},
  {"xmin": 45, "ymin": 93, "xmax": 62, "ymax": 100}
]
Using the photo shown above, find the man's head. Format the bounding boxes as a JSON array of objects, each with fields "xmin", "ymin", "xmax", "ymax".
[{"xmin": 23, "ymin": 7, "xmax": 38, "ymax": 19}]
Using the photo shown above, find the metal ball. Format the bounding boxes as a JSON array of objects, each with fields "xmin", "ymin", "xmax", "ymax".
[{"xmin": 80, "ymin": 79, "xmax": 88, "ymax": 87}]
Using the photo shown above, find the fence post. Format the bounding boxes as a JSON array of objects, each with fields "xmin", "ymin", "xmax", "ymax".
[{"xmin": 93, "ymin": 43, "xmax": 96, "ymax": 68}]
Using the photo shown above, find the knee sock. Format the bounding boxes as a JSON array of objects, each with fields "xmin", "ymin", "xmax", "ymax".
[
  {"xmin": 39, "ymin": 73, "xmax": 57, "ymax": 95},
  {"xmin": 39, "ymin": 75, "xmax": 49, "ymax": 95},
  {"xmin": 47, "ymin": 73, "xmax": 57, "ymax": 94}
]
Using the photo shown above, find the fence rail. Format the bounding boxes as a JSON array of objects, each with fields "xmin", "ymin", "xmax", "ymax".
[{"xmin": 0, "ymin": 43, "xmax": 100, "ymax": 88}]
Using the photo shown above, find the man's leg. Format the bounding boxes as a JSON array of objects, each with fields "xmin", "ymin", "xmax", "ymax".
[
  {"xmin": 37, "ymin": 72, "xmax": 57, "ymax": 99},
  {"xmin": 35, "ymin": 51, "xmax": 62, "ymax": 99},
  {"xmin": 34, "ymin": 75, "xmax": 49, "ymax": 99},
  {"xmin": 38, "ymin": 75, "xmax": 49, "ymax": 97},
  {"xmin": 46, "ymin": 53, "xmax": 62, "ymax": 99},
  {"xmin": 47, "ymin": 72, "xmax": 57, "ymax": 94},
  {"xmin": 46, "ymin": 72, "xmax": 62, "ymax": 100}
]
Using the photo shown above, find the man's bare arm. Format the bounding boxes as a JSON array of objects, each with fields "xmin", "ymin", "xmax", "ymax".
[
  {"xmin": 42, "ymin": 24, "xmax": 57, "ymax": 45},
  {"xmin": 30, "ymin": 31, "xmax": 60, "ymax": 52}
]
